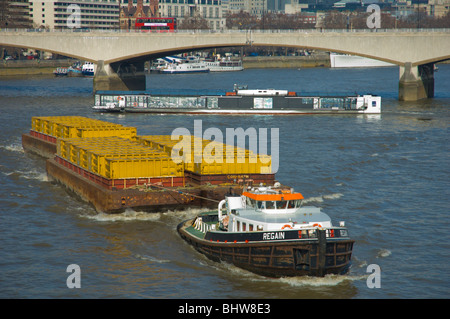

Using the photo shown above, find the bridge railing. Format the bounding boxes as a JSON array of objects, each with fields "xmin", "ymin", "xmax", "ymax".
[{"xmin": 1, "ymin": 28, "xmax": 450, "ymax": 34}]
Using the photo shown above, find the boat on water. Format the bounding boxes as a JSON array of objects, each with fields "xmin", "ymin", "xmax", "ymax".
[
  {"xmin": 177, "ymin": 185, "xmax": 354, "ymax": 277},
  {"xmin": 159, "ymin": 56, "xmax": 209, "ymax": 74},
  {"xmin": 67, "ymin": 61, "xmax": 83, "ymax": 77},
  {"xmin": 203, "ymin": 57, "xmax": 243, "ymax": 72},
  {"xmin": 53, "ymin": 67, "xmax": 68, "ymax": 76},
  {"xmin": 54, "ymin": 61, "xmax": 89, "ymax": 77},
  {"xmin": 330, "ymin": 53, "xmax": 394, "ymax": 68},
  {"xmin": 82, "ymin": 62, "xmax": 96, "ymax": 76},
  {"xmin": 93, "ymin": 84, "xmax": 381, "ymax": 114}
]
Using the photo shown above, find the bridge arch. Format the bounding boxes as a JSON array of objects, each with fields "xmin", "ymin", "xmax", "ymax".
[{"xmin": 1, "ymin": 29, "xmax": 449, "ymax": 100}]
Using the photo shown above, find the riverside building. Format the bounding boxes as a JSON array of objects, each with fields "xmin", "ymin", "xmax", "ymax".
[{"xmin": 30, "ymin": 0, "xmax": 120, "ymax": 30}]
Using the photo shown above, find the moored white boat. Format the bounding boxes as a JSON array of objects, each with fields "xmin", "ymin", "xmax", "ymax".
[
  {"xmin": 53, "ymin": 67, "xmax": 68, "ymax": 76},
  {"xmin": 177, "ymin": 185, "xmax": 354, "ymax": 277},
  {"xmin": 203, "ymin": 58, "xmax": 243, "ymax": 72},
  {"xmin": 68, "ymin": 61, "xmax": 83, "ymax": 77},
  {"xmin": 82, "ymin": 62, "xmax": 96, "ymax": 76},
  {"xmin": 159, "ymin": 56, "xmax": 209, "ymax": 74}
]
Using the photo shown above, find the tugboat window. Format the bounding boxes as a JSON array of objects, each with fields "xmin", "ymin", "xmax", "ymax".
[
  {"xmin": 276, "ymin": 201, "xmax": 287, "ymax": 209},
  {"xmin": 246, "ymin": 197, "xmax": 255, "ymax": 208},
  {"xmin": 266, "ymin": 201, "xmax": 275, "ymax": 209},
  {"xmin": 257, "ymin": 201, "xmax": 265, "ymax": 210}
]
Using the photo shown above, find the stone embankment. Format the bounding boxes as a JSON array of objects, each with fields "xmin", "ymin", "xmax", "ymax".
[
  {"xmin": 0, "ymin": 54, "xmax": 331, "ymax": 76},
  {"xmin": 243, "ymin": 53, "xmax": 330, "ymax": 69},
  {"xmin": 0, "ymin": 59, "xmax": 74, "ymax": 76}
]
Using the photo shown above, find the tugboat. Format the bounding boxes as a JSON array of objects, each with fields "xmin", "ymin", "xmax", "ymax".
[{"xmin": 177, "ymin": 184, "xmax": 354, "ymax": 277}]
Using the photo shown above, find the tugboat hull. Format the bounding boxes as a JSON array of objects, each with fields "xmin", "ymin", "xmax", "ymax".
[{"xmin": 177, "ymin": 219, "xmax": 354, "ymax": 278}]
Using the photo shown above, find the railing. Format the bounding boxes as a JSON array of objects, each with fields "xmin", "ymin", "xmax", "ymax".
[{"xmin": 1, "ymin": 28, "xmax": 450, "ymax": 34}]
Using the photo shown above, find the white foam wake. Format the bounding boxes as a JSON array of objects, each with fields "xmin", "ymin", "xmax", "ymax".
[
  {"xmin": 81, "ymin": 207, "xmax": 210, "ymax": 223},
  {"xmin": 278, "ymin": 274, "xmax": 366, "ymax": 287},
  {"xmin": 82, "ymin": 209, "xmax": 164, "ymax": 222},
  {"xmin": 0, "ymin": 143, "xmax": 24, "ymax": 154},
  {"xmin": 303, "ymin": 193, "xmax": 344, "ymax": 204}
]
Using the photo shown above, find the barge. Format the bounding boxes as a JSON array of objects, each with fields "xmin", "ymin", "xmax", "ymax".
[
  {"xmin": 93, "ymin": 85, "xmax": 381, "ymax": 115},
  {"xmin": 22, "ymin": 116, "xmax": 275, "ymax": 213},
  {"xmin": 177, "ymin": 185, "xmax": 354, "ymax": 277}
]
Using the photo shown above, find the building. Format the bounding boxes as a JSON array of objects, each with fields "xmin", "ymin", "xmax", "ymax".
[
  {"xmin": 284, "ymin": 2, "xmax": 309, "ymax": 14},
  {"xmin": 427, "ymin": 0, "xmax": 450, "ymax": 17},
  {"xmin": 1, "ymin": 0, "xmax": 33, "ymax": 28},
  {"xmin": 227, "ymin": 0, "xmax": 266, "ymax": 17},
  {"xmin": 158, "ymin": 0, "xmax": 225, "ymax": 30},
  {"xmin": 30, "ymin": 0, "xmax": 120, "ymax": 30}
]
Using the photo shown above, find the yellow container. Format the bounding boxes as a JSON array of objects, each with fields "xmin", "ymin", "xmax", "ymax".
[
  {"xmin": 104, "ymin": 156, "xmax": 183, "ymax": 179},
  {"xmin": 31, "ymin": 116, "xmax": 136, "ymax": 139},
  {"xmin": 52, "ymin": 131, "xmax": 271, "ymax": 178}
]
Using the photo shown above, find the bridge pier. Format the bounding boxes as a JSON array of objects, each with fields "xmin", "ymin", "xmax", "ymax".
[
  {"xmin": 93, "ymin": 60, "xmax": 146, "ymax": 92},
  {"xmin": 399, "ymin": 62, "xmax": 434, "ymax": 101}
]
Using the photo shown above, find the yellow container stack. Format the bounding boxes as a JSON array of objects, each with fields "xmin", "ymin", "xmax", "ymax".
[
  {"xmin": 31, "ymin": 116, "xmax": 136, "ymax": 139},
  {"xmin": 32, "ymin": 116, "xmax": 271, "ymax": 181},
  {"xmin": 56, "ymin": 136, "xmax": 183, "ymax": 179},
  {"xmin": 133, "ymin": 135, "xmax": 272, "ymax": 175}
]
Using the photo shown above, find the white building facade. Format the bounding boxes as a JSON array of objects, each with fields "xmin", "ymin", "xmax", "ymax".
[
  {"xmin": 158, "ymin": 0, "xmax": 226, "ymax": 30},
  {"xmin": 30, "ymin": 0, "xmax": 120, "ymax": 29}
]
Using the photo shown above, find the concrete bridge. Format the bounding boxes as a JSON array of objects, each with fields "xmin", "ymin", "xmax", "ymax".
[{"xmin": 1, "ymin": 29, "xmax": 449, "ymax": 100}]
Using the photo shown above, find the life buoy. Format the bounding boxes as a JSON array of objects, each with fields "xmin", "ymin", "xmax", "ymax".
[
  {"xmin": 133, "ymin": 102, "xmax": 137, "ymax": 107},
  {"xmin": 312, "ymin": 223, "xmax": 322, "ymax": 227},
  {"xmin": 281, "ymin": 224, "xmax": 293, "ymax": 230}
]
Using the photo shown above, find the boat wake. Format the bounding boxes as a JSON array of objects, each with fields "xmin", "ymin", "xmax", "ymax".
[
  {"xmin": 135, "ymin": 254, "xmax": 170, "ymax": 264},
  {"xmin": 303, "ymin": 193, "xmax": 344, "ymax": 204},
  {"xmin": 278, "ymin": 274, "xmax": 366, "ymax": 288},
  {"xmin": 207, "ymin": 259, "xmax": 366, "ymax": 288},
  {"xmin": 376, "ymin": 248, "xmax": 392, "ymax": 258},
  {"xmin": 2, "ymin": 168, "xmax": 48, "ymax": 182},
  {"xmin": 0, "ymin": 143, "xmax": 24, "ymax": 154},
  {"xmin": 81, "ymin": 209, "xmax": 165, "ymax": 222},
  {"xmin": 80, "ymin": 207, "xmax": 210, "ymax": 224}
]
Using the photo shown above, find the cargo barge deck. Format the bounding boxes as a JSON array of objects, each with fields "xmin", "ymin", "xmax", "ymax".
[
  {"xmin": 22, "ymin": 116, "xmax": 276, "ymax": 213},
  {"xmin": 93, "ymin": 86, "xmax": 381, "ymax": 115}
]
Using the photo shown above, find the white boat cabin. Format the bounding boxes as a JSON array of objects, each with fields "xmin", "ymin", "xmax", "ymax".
[{"xmin": 218, "ymin": 187, "xmax": 333, "ymax": 232}]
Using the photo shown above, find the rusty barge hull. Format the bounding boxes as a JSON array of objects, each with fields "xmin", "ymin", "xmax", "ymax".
[
  {"xmin": 22, "ymin": 132, "xmax": 56, "ymax": 159},
  {"xmin": 23, "ymin": 132, "xmax": 274, "ymax": 213},
  {"xmin": 46, "ymin": 156, "xmax": 241, "ymax": 213}
]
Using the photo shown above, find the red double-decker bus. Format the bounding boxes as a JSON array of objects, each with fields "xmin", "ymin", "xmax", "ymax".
[{"xmin": 135, "ymin": 17, "xmax": 177, "ymax": 32}]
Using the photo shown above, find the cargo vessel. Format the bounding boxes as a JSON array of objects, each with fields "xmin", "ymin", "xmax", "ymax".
[
  {"xmin": 93, "ymin": 85, "xmax": 381, "ymax": 115},
  {"xmin": 22, "ymin": 116, "xmax": 275, "ymax": 213},
  {"xmin": 177, "ymin": 185, "xmax": 354, "ymax": 277}
]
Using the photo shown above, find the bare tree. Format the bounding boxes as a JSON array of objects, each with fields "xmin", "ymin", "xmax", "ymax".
[
  {"xmin": 226, "ymin": 10, "xmax": 259, "ymax": 30},
  {"xmin": 178, "ymin": 16, "xmax": 210, "ymax": 30}
]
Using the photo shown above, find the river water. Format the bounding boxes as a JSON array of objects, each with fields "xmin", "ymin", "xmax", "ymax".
[{"xmin": 0, "ymin": 65, "xmax": 449, "ymax": 300}]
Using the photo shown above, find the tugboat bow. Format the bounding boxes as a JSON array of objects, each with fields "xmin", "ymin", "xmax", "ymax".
[{"xmin": 177, "ymin": 185, "xmax": 354, "ymax": 277}]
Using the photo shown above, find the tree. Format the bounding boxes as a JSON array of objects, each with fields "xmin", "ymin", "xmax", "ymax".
[
  {"xmin": 178, "ymin": 16, "xmax": 210, "ymax": 30},
  {"xmin": 226, "ymin": 10, "xmax": 259, "ymax": 30}
]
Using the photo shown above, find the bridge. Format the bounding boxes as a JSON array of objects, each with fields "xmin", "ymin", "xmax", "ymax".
[{"xmin": 1, "ymin": 29, "xmax": 449, "ymax": 101}]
